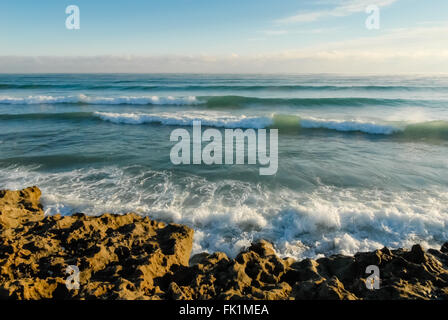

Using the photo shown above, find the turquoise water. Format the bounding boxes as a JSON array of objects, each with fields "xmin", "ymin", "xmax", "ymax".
[{"xmin": 1, "ymin": 74, "xmax": 447, "ymax": 258}]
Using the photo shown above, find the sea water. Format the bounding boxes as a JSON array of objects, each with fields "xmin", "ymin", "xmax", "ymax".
[{"xmin": 0, "ymin": 73, "xmax": 447, "ymax": 259}]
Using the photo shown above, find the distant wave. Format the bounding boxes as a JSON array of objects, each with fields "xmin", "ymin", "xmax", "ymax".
[
  {"xmin": 140, "ymin": 85, "xmax": 448, "ymax": 92},
  {"xmin": 94, "ymin": 111, "xmax": 272, "ymax": 129},
  {"xmin": 202, "ymin": 95, "xmax": 415, "ymax": 108},
  {"xmin": 93, "ymin": 112, "xmax": 401, "ymax": 134},
  {"xmin": 299, "ymin": 117, "xmax": 448, "ymax": 138},
  {"xmin": 93, "ymin": 112, "xmax": 448, "ymax": 139},
  {"xmin": 305, "ymin": 119, "xmax": 398, "ymax": 134},
  {"xmin": 0, "ymin": 94, "xmax": 202, "ymax": 105},
  {"xmin": 0, "ymin": 94, "xmax": 439, "ymax": 108},
  {"xmin": 2, "ymin": 111, "xmax": 448, "ymax": 139},
  {"xmin": 0, "ymin": 112, "xmax": 93, "ymax": 121},
  {"xmin": 1, "ymin": 83, "xmax": 447, "ymax": 92},
  {"xmin": 0, "ymin": 84, "xmax": 61, "ymax": 89}
]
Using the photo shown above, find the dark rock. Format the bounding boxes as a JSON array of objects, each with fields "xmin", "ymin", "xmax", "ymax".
[{"xmin": 441, "ymin": 242, "xmax": 448, "ymax": 253}]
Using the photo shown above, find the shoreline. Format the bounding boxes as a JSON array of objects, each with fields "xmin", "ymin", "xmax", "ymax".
[{"xmin": 1, "ymin": 186, "xmax": 448, "ymax": 300}]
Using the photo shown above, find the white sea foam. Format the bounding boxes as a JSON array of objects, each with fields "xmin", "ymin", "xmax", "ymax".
[
  {"xmin": 94, "ymin": 111, "xmax": 273, "ymax": 129},
  {"xmin": 1, "ymin": 165, "xmax": 447, "ymax": 260},
  {"xmin": 299, "ymin": 118, "xmax": 401, "ymax": 135},
  {"xmin": 94, "ymin": 111, "xmax": 403, "ymax": 135},
  {"xmin": 0, "ymin": 94, "xmax": 202, "ymax": 105}
]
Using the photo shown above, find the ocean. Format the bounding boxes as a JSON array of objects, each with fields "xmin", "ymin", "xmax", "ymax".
[{"xmin": 0, "ymin": 73, "xmax": 447, "ymax": 259}]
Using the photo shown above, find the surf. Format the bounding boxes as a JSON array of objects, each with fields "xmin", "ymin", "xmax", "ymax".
[
  {"xmin": 0, "ymin": 94, "xmax": 202, "ymax": 105},
  {"xmin": 92, "ymin": 111, "xmax": 448, "ymax": 139},
  {"xmin": 0, "ymin": 94, "xmax": 442, "ymax": 109}
]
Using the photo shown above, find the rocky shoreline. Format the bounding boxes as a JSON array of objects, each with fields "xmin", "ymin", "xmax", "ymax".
[{"xmin": 1, "ymin": 186, "xmax": 448, "ymax": 300}]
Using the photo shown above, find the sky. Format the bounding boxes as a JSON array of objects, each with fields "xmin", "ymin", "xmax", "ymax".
[{"xmin": 0, "ymin": 0, "xmax": 447, "ymax": 73}]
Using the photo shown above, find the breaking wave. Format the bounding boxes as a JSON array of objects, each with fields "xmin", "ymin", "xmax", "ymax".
[
  {"xmin": 2, "ymin": 111, "xmax": 448, "ymax": 139},
  {"xmin": 1, "ymin": 82, "xmax": 447, "ymax": 92},
  {"xmin": 0, "ymin": 165, "xmax": 447, "ymax": 259},
  {"xmin": 93, "ymin": 111, "xmax": 448, "ymax": 138},
  {"xmin": 0, "ymin": 94, "xmax": 202, "ymax": 105},
  {"xmin": 94, "ymin": 111, "xmax": 272, "ymax": 129},
  {"xmin": 0, "ymin": 94, "xmax": 440, "ymax": 108}
]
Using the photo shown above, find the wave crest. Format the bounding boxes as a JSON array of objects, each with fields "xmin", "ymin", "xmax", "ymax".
[
  {"xmin": 2, "ymin": 110, "xmax": 447, "ymax": 139},
  {"xmin": 0, "ymin": 94, "xmax": 438, "ymax": 108},
  {"xmin": 0, "ymin": 94, "xmax": 202, "ymax": 105},
  {"xmin": 94, "ymin": 111, "xmax": 272, "ymax": 129},
  {"xmin": 94, "ymin": 111, "xmax": 400, "ymax": 134},
  {"xmin": 94, "ymin": 112, "xmax": 448, "ymax": 139}
]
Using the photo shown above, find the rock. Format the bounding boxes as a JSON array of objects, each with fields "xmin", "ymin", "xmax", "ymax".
[
  {"xmin": 282, "ymin": 258, "xmax": 322, "ymax": 285},
  {"xmin": 248, "ymin": 240, "xmax": 277, "ymax": 257},
  {"xmin": 381, "ymin": 247, "xmax": 392, "ymax": 256},
  {"xmin": 316, "ymin": 277, "xmax": 358, "ymax": 300},
  {"xmin": 1, "ymin": 187, "xmax": 448, "ymax": 300},
  {"xmin": 0, "ymin": 187, "xmax": 194, "ymax": 300},
  {"xmin": 316, "ymin": 255, "xmax": 357, "ymax": 282},
  {"xmin": 441, "ymin": 242, "xmax": 448, "ymax": 253},
  {"xmin": 189, "ymin": 252, "xmax": 211, "ymax": 266},
  {"xmin": 0, "ymin": 186, "xmax": 44, "ymax": 228},
  {"xmin": 0, "ymin": 278, "xmax": 65, "ymax": 300},
  {"xmin": 171, "ymin": 241, "xmax": 293, "ymax": 300},
  {"xmin": 406, "ymin": 244, "xmax": 427, "ymax": 264},
  {"xmin": 168, "ymin": 282, "xmax": 193, "ymax": 300}
]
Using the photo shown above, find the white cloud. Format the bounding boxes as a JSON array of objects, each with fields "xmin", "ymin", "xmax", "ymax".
[
  {"xmin": 1, "ymin": 24, "xmax": 447, "ymax": 74},
  {"xmin": 262, "ymin": 27, "xmax": 343, "ymax": 37},
  {"xmin": 277, "ymin": 0, "xmax": 398, "ymax": 24},
  {"xmin": 263, "ymin": 30, "xmax": 290, "ymax": 36}
]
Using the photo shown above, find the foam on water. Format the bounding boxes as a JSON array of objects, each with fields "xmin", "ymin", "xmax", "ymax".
[
  {"xmin": 0, "ymin": 94, "xmax": 445, "ymax": 108},
  {"xmin": 93, "ymin": 111, "xmax": 448, "ymax": 139},
  {"xmin": 1, "ymin": 108, "xmax": 446, "ymax": 139},
  {"xmin": 94, "ymin": 111, "xmax": 273, "ymax": 129},
  {"xmin": 0, "ymin": 94, "xmax": 202, "ymax": 105},
  {"xmin": 299, "ymin": 118, "xmax": 401, "ymax": 135},
  {"xmin": 1, "ymin": 165, "xmax": 447, "ymax": 259},
  {"xmin": 94, "ymin": 111, "xmax": 404, "ymax": 135}
]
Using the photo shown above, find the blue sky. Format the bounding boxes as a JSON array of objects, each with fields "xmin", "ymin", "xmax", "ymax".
[{"xmin": 0, "ymin": 0, "xmax": 447, "ymax": 73}]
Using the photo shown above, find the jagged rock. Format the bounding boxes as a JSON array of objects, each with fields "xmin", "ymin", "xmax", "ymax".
[
  {"xmin": 0, "ymin": 187, "xmax": 194, "ymax": 300},
  {"xmin": 1, "ymin": 187, "xmax": 448, "ymax": 300},
  {"xmin": 0, "ymin": 186, "xmax": 44, "ymax": 228},
  {"xmin": 316, "ymin": 277, "xmax": 358, "ymax": 300},
  {"xmin": 247, "ymin": 240, "xmax": 277, "ymax": 257},
  {"xmin": 405, "ymin": 244, "xmax": 427, "ymax": 264},
  {"xmin": 282, "ymin": 258, "xmax": 322, "ymax": 285}
]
